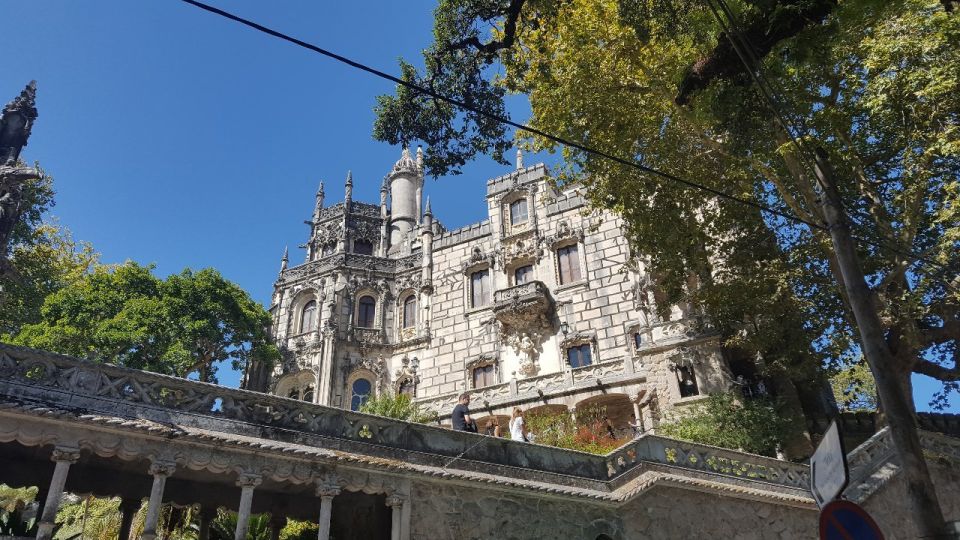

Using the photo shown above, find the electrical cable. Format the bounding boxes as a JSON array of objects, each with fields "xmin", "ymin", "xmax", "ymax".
[{"xmin": 179, "ymin": 0, "xmax": 958, "ymax": 279}]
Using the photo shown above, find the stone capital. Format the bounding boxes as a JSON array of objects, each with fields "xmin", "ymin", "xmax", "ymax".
[
  {"xmin": 148, "ymin": 460, "xmax": 177, "ymax": 477},
  {"xmin": 50, "ymin": 446, "xmax": 81, "ymax": 464},
  {"xmin": 236, "ymin": 473, "xmax": 262, "ymax": 489},
  {"xmin": 315, "ymin": 475, "xmax": 342, "ymax": 498},
  {"xmin": 384, "ymin": 494, "xmax": 405, "ymax": 508}
]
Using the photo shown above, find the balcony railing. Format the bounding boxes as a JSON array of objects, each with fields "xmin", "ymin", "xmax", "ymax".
[{"xmin": 0, "ymin": 343, "xmax": 812, "ymax": 492}]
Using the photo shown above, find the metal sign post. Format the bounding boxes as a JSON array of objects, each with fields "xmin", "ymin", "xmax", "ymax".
[{"xmin": 810, "ymin": 420, "xmax": 849, "ymax": 509}]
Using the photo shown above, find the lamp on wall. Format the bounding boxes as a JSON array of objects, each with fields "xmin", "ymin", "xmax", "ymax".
[{"xmin": 560, "ymin": 321, "xmax": 569, "ymax": 337}]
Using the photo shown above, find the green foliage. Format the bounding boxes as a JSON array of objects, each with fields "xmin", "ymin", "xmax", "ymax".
[
  {"xmin": 13, "ymin": 262, "xmax": 279, "ymax": 382},
  {"xmin": 4, "ymin": 164, "xmax": 55, "ymax": 257},
  {"xmin": 373, "ymin": 0, "xmax": 960, "ymax": 407},
  {"xmin": 279, "ymin": 518, "xmax": 318, "ymax": 540},
  {"xmin": 359, "ymin": 391, "xmax": 438, "ymax": 423},
  {"xmin": 658, "ymin": 393, "xmax": 795, "ymax": 456},
  {"xmin": 524, "ymin": 405, "xmax": 629, "ymax": 455},
  {"xmin": 0, "ymin": 222, "xmax": 99, "ymax": 337},
  {"xmin": 0, "ymin": 484, "xmax": 38, "ymax": 537},
  {"xmin": 54, "ymin": 496, "xmax": 121, "ymax": 540},
  {"xmin": 830, "ymin": 360, "xmax": 879, "ymax": 412},
  {"xmin": 210, "ymin": 510, "xmax": 270, "ymax": 540}
]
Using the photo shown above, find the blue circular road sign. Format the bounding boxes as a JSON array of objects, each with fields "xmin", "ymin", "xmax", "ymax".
[{"xmin": 819, "ymin": 500, "xmax": 885, "ymax": 540}]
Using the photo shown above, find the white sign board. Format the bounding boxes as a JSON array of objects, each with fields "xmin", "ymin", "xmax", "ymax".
[{"xmin": 810, "ymin": 420, "xmax": 848, "ymax": 509}]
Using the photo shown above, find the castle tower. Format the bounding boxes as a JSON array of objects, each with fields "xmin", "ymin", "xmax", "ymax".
[{"xmin": 388, "ymin": 147, "xmax": 420, "ymax": 248}]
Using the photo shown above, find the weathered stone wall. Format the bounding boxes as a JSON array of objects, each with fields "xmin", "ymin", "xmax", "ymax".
[
  {"xmin": 409, "ymin": 482, "xmax": 624, "ymax": 540},
  {"xmin": 861, "ymin": 462, "xmax": 960, "ymax": 539}
]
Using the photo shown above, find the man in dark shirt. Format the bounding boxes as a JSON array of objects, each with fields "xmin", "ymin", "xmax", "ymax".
[{"xmin": 451, "ymin": 393, "xmax": 476, "ymax": 432}]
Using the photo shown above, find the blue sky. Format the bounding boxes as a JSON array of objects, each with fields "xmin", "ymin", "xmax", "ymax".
[{"xmin": 2, "ymin": 2, "xmax": 952, "ymax": 411}]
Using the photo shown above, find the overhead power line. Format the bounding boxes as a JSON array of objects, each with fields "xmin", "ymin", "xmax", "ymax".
[
  {"xmin": 179, "ymin": 0, "xmax": 956, "ymax": 278},
  {"xmin": 178, "ymin": 0, "xmax": 826, "ymax": 233}
]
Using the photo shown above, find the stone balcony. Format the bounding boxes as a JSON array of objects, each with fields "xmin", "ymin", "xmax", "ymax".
[{"xmin": 492, "ymin": 280, "xmax": 554, "ymax": 332}]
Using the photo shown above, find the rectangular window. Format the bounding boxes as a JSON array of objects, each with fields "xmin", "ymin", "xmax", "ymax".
[
  {"xmin": 634, "ymin": 333, "xmax": 643, "ymax": 350},
  {"xmin": 514, "ymin": 265, "xmax": 533, "ymax": 285},
  {"xmin": 471, "ymin": 269, "xmax": 490, "ymax": 308},
  {"xmin": 510, "ymin": 199, "xmax": 529, "ymax": 225},
  {"xmin": 472, "ymin": 364, "xmax": 496, "ymax": 388},
  {"xmin": 557, "ymin": 244, "xmax": 582, "ymax": 285},
  {"xmin": 567, "ymin": 344, "xmax": 592, "ymax": 368},
  {"xmin": 402, "ymin": 296, "xmax": 417, "ymax": 328}
]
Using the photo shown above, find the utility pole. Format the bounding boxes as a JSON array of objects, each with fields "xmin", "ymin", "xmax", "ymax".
[{"xmin": 814, "ymin": 147, "xmax": 948, "ymax": 538}]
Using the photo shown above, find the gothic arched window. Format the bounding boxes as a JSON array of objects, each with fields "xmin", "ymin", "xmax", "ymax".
[
  {"xmin": 351, "ymin": 378, "xmax": 372, "ymax": 411},
  {"xmin": 302, "ymin": 385, "xmax": 315, "ymax": 403},
  {"xmin": 354, "ymin": 239, "xmax": 374, "ymax": 255},
  {"xmin": 300, "ymin": 300, "xmax": 317, "ymax": 333},
  {"xmin": 398, "ymin": 378, "xmax": 415, "ymax": 397},
  {"xmin": 402, "ymin": 295, "xmax": 417, "ymax": 328},
  {"xmin": 357, "ymin": 296, "xmax": 376, "ymax": 328}
]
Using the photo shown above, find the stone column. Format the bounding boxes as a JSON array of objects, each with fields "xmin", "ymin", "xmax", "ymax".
[
  {"xmin": 314, "ymin": 481, "xmax": 340, "ymax": 540},
  {"xmin": 117, "ymin": 498, "xmax": 140, "ymax": 540},
  {"xmin": 269, "ymin": 514, "xmax": 285, "ymax": 540},
  {"xmin": 233, "ymin": 474, "xmax": 262, "ymax": 540},
  {"xmin": 198, "ymin": 507, "xmax": 216, "ymax": 540},
  {"xmin": 632, "ymin": 402, "xmax": 643, "ymax": 432},
  {"xmin": 36, "ymin": 446, "xmax": 80, "ymax": 540},
  {"xmin": 385, "ymin": 495, "xmax": 405, "ymax": 540},
  {"xmin": 142, "ymin": 461, "xmax": 176, "ymax": 540}
]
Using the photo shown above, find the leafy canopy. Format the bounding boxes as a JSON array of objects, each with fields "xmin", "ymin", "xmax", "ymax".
[
  {"xmin": 13, "ymin": 262, "xmax": 278, "ymax": 382},
  {"xmin": 373, "ymin": 0, "xmax": 960, "ymax": 406}
]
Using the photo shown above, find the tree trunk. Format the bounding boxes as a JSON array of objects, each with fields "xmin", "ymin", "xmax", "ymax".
[{"xmin": 815, "ymin": 148, "xmax": 947, "ymax": 537}]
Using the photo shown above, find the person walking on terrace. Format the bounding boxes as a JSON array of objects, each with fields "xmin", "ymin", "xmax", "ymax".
[
  {"xmin": 451, "ymin": 393, "xmax": 477, "ymax": 432},
  {"xmin": 509, "ymin": 407, "xmax": 528, "ymax": 442}
]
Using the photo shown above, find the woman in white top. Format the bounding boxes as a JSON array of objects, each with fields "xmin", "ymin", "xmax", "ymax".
[{"xmin": 509, "ymin": 407, "xmax": 527, "ymax": 442}]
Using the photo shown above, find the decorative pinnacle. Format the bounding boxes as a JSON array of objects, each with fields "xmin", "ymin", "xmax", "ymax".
[
  {"xmin": 424, "ymin": 196, "xmax": 432, "ymax": 216},
  {"xmin": 316, "ymin": 180, "xmax": 324, "ymax": 196},
  {"xmin": 416, "ymin": 145, "xmax": 424, "ymax": 168},
  {"xmin": 389, "ymin": 146, "xmax": 418, "ymax": 178},
  {"xmin": 3, "ymin": 81, "xmax": 37, "ymax": 117},
  {"xmin": 516, "ymin": 149, "xmax": 524, "ymax": 170},
  {"xmin": 345, "ymin": 170, "xmax": 352, "ymax": 186},
  {"xmin": 280, "ymin": 246, "xmax": 289, "ymax": 272}
]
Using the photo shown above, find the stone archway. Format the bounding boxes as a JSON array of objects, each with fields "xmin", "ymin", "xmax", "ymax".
[{"xmin": 575, "ymin": 394, "xmax": 633, "ymax": 435}]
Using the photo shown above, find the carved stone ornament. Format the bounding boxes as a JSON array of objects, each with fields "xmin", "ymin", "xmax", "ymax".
[
  {"xmin": 236, "ymin": 473, "xmax": 263, "ymax": 488},
  {"xmin": 395, "ymin": 272, "xmax": 421, "ymax": 293},
  {"xmin": 544, "ymin": 220, "xmax": 584, "ymax": 247},
  {"xmin": 348, "ymin": 216, "xmax": 382, "ymax": 246},
  {"xmin": 506, "ymin": 332, "xmax": 543, "ymax": 377},
  {"xmin": 461, "ymin": 246, "xmax": 496, "ymax": 275},
  {"xmin": 51, "ymin": 446, "xmax": 81, "ymax": 463},
  {"xmin": 492, "ymin": 281, "xmax": 554, "ymax": 336},
  {"xmin": 385, "ymin": 494, "xmax": 405, "ymax": 508},
  {"xmin": 393, "ymin": 356, "xmax": 419, "ymax": 389},
  {"xmin": 496, "ymin": 233, "xmax": 544, "ymax": 268},
  {"xmin": 148, "ymin": 460, "xmax": 177, "ymax": 477}
]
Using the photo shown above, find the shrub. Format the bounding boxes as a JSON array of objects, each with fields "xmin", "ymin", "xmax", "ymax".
[
  {"xmin": 657, "ymin": 392, "xmax": 793, "ymax": 456},
  {"xmin": 524, "ymin": 405, "xmax": 629, "ymax": 455},
  {"xmin": 359, "ymin": 392, "xmax": 437, "ymax": 423}
]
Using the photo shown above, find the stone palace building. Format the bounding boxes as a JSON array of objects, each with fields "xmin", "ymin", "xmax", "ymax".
[{"xmin": 251, "ymin": 148, "xmax": 732, "ymax": 431}]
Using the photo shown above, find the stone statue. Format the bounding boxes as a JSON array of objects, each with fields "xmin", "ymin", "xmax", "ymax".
[
  {"xmin": 0, "ymin": 82, "xmax": 40, "ymax": 274},
  {"xmin": 508, "ymin": 332, "xmax": 541, "ymax": 377}
]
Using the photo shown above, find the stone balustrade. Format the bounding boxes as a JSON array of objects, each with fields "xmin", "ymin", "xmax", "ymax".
[{"xmin": 0, "ymin": 343, "xmax": 812, "ymax": 491}]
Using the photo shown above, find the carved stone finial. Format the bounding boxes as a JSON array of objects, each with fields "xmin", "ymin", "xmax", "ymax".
[
  {"xmin": 345, "ymin": 171, "xmax": 352, "ymax": 187},
  {"xmin": 416, "ymin": 145, "xmax": 424, "ymax": 171},
  {"xmin": 424, "ymin": 196, "xmax": 432, "ymax": 216},
  {"xmin": 516, "ymin": 149, "xmax": 523, "ymax": 170},
  {"xmin": 1, "ymin": 81, "xmax": 38, "ymax": 165},
  {"xmin": 280, "ymin": 246, "xmax": 289, "ymax": 272},
  {"xmin": 389, "ymin": 147, "xmax": 418, "ymax": 178}
]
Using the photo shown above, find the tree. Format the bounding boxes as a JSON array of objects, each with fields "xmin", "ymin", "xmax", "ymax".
[
  {"xmin": 359, "ymin": 392, "xmax": 438, "ymax": 423},
  {"xmin": 373, "ymin": 0, "xmax": 959, "ymax": 533},
  {"xmin": 0, "ymin": 222, "xmax": 98, "ymax": 337},
  {"xmin": 13, "ymin": 262, "xmax": 278, "ymax": 382},
  {"xmin": 831, "ymin": 360, "xmax": 878, "ymax": 412}
]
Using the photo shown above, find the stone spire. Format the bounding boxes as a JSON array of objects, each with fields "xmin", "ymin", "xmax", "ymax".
[
  {"xmin": 424, "ymin": 196, "xmax": 432, "ymax": 217},
  {"xmin": 312, "ymin": 180, "xmax": 325, "ymax": 222},
  {"xmin": 344, "ymin": 171, "xmax": 353, "ymax": 207},
  {"xmin": 0, "ymin": 81, "xmax": 38, "ymax": 165},
  {"xmin": 280, "ymin": 246, "xmax": 289, "ymax": 272},
  {"xmin": 516, "ymin": 149, "xmax": 523, "ymax": 170},
  {"xmin": 416, "ymin": 145, "xmax": 424, "ymax": 173}
]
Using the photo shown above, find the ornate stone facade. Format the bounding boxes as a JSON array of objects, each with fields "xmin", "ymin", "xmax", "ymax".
[{"xmin": 261, "ymin": 149, "xmax": 734, "ymax": 429}]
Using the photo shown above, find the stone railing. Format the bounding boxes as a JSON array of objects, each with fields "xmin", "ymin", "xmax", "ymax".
[
  {"xmin": 492, "ymin": 281, "xmax": 553, "ymax": 331},
  {"xmin": 0, "ymin": 343, "xmax": 810, "ymax": 492},
  {"xmin": 605, "ymin": 435, "xmax": 811, "ymax": 490},
  {"xmin": 417, "ymin": 358, "xmax": 640, "ymax": 417},
  {"xmin": 493, "ymin": 280, "xmax": 551, "ymax": 306}
]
